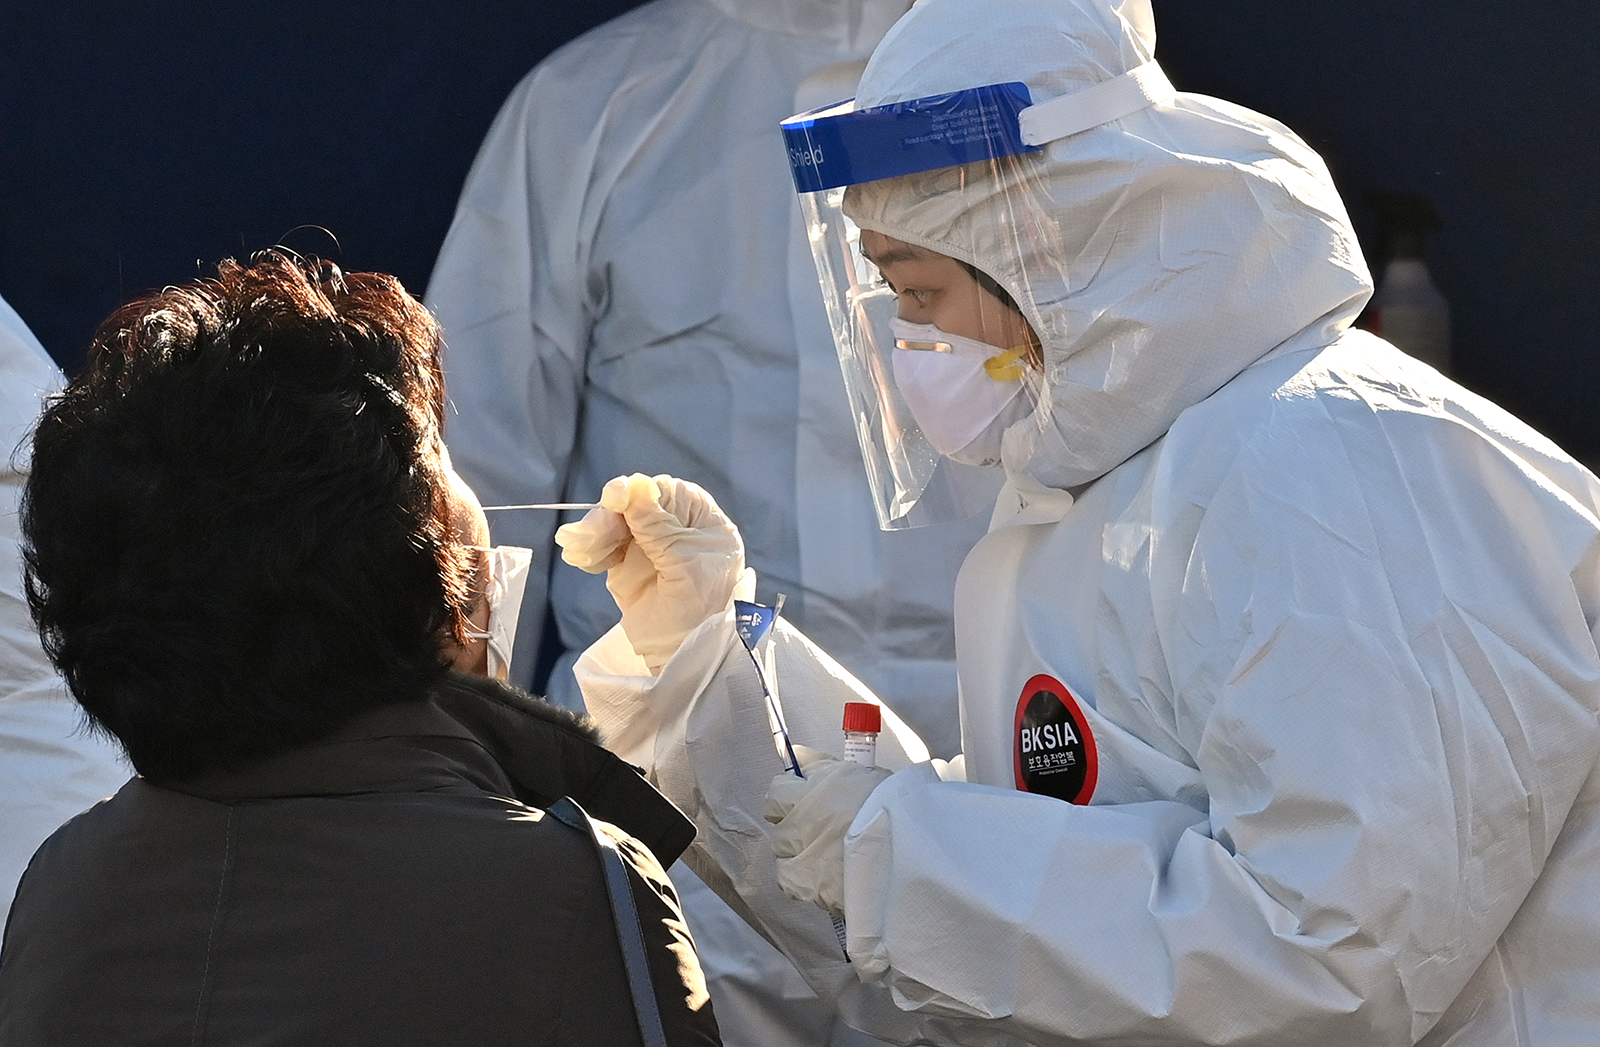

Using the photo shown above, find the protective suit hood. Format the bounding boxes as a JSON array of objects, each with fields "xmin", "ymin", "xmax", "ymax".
[
  {"xmin": 703, "ymin": 0, "xmax": 911, "ymax": 57},
  {"xmin": 844, "ymin": 0, "xmax": 1373, "ymax": 492}
]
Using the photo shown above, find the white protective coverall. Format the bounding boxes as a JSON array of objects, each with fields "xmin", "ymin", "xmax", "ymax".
[
  {"xmin": 574, "ymin": 0, "xmax": 1600, "ymax": 1043},
  {"xmin": 0, "ymin": 295, "xmax": 129, "ymax": 909},
  {"xmin": 425, "ymin": 2, "xmax": 982, "ymax": 1044}
]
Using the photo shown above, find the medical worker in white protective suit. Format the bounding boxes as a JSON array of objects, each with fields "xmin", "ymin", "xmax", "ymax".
[
  {"xmin": 558, "ymin": 0, "xmax": 1600, "ymax": 1043},
  {"xmin": 425, "ymin": 1, "xmax": 984, "ymax": 1044},
  {"xmin": 0, "ymin": 294, "xmax": 129, "ymax": 908}
]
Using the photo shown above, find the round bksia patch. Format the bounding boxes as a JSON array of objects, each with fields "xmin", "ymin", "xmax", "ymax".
[{"xmin": 1013, "ymin": 675, "xmax": 1097, "ymax": 803}]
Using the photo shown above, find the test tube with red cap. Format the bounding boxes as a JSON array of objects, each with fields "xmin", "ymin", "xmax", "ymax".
[{"xmin": 842, "ymin": 702, "xmax": 882, "ymax": 768}]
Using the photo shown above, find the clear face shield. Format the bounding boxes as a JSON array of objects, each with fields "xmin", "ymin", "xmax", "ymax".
[
  {"xmin": 782, "ymin": 62, "xmax": 1177, "ymax": 529},
  {"xmin": 782, "ymin": 83, "xmax": 1050, "ymax": 530}
]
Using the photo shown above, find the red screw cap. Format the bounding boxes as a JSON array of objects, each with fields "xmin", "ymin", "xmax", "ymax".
[{"xmin": 842, "ymin": 701, "xmax": 882, "ymax": 733}]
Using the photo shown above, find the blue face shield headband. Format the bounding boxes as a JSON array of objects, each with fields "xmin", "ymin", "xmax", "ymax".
[
  {"xmin": 782, "ymin": 82, "xmax": 1042, "ymax": 194},
  {"xmin": 780, "ymin": 62, "xmax": 1172, "ymax": 192}
]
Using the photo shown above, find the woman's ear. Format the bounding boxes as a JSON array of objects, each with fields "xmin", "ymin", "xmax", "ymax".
[{"xmin": 442, "ymin": 462, "xmax": 492, "ymax": 676}]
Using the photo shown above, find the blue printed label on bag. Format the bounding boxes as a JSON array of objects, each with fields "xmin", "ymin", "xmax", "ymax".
[{"xmin": 733, "ymin": 600, "xmax": 777, "ymax": 651}]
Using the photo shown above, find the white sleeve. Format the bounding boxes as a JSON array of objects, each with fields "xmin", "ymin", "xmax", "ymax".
[
  {"xmin": 425, "ymin": 67, "xmax": 595, "ymax": 690},
  {"xmin": 579, "ymin": 614, "xmax": 1033, "ymax": 1047},
  {"xmin": 577, "ymin": 611, "xmax": 927, "ymax": 974}
]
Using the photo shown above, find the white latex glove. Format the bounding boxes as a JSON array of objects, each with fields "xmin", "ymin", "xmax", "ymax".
[
  {"xmin": 555, "ymin": 473, "xmax": 753, "ymax": 674},
  {"xmin": 764, "ymin": 745, "xmax": 892, "ymax": 918}
]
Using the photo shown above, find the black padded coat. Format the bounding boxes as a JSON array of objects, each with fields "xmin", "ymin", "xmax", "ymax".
[{"xmin": 0, "ymin": 672, "xmax": 720, "ymax": 1046}]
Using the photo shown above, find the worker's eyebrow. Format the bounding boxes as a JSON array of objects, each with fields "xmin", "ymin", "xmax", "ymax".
[{"xmin": 861, "ymin": 241, "xmax": 927, "ymax": 267}]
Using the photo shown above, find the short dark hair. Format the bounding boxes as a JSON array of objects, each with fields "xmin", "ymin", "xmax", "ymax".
[{"xmin": 22, "ymin": 252, "xmax": 474, "ymax": 782}]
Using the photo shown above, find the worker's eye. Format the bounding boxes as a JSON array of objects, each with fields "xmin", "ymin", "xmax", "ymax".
[{"xmin": 869, "ymin": 271, "xmax": 928, "ymax": 305}]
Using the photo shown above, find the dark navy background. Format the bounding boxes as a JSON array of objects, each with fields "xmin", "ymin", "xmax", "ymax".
[{"xmin": 3, "ymin": 1, "xmax": 1596, "ymax": 457}]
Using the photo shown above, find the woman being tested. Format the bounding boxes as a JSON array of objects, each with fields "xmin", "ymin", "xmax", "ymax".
[
  {"xmin": 0, "ymin": 252, "xmax": 720, "ymax": 1047},
  {"xmin": 557, "ymin": 0, "xmax": 1600, "ymax": 1044}
]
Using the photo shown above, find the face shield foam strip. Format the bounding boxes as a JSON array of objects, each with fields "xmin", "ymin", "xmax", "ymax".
[{"xmin": 1017, "ymin": 61, "xmax": 1175, "ymax": 146}]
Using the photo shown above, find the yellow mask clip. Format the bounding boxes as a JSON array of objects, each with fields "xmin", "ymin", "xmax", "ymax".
[{"xmin": 984, "ymin": 345, "xmax": 1030, "ymax": 382}]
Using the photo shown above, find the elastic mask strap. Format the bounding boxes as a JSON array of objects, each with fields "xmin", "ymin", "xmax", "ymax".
[
  {"xmin": 463, "ymin": 545, "xmax": 500, "ymax": 642},
  {"xmin": 1018, "ymin": 61, "xmax": 1175, "ymax": 146},
  {"xmin": 984, "ymin": 346, "xmax": 1031, "ymax": 382}
]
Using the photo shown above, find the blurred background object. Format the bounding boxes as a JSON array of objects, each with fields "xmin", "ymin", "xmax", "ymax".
[{"xmin": 1361, "ymin": 192, "xmax": 1452, "ymax": 373}]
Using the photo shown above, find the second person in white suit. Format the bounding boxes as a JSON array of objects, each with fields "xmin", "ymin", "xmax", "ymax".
[{"xmin": 424, "ymin": 1, "xmax": 987, "ymax": 1044}]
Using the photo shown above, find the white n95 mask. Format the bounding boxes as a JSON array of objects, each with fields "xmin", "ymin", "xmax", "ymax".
[
  {"xmin": 464, "ymin": 544, "xmax": 533, "ymax": 682},
  {"xmin": 890, "ymin": 317, "xmax": 1031, "ymax": 466}
]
